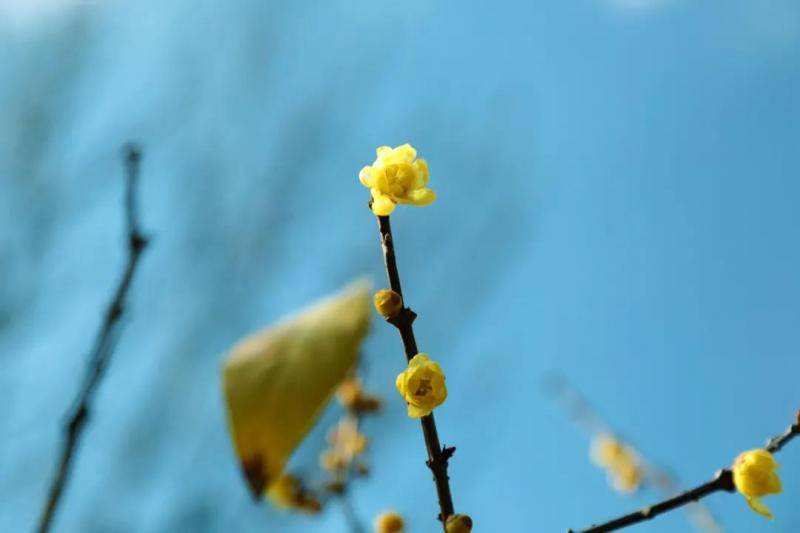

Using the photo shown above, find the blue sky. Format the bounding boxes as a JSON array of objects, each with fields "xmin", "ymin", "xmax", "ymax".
[{"xmin": 1, "ymin": 1, "xmax": 798, "ymax": 532}]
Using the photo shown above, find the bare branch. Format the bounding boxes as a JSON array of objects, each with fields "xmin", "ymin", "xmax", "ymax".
[
  {"xmin": 374, "ymin": 213, "xmax": 455, "ymax": 530},
  {"xmin": 36, "ymin": 144, "xmax": 149, "ymax": 533}
]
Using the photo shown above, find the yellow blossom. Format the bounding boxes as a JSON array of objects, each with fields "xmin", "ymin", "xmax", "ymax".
[
  {"xmin": 732, "ymin": 449, "xmax": 782, "ymax": 519},
  {"xmin": 359, "ymin": 143, "xmax": 436, "ymax": 216},
  {"xmin": 590, "ymin": 434, "xmax": 644, "ymax": 493},
  {"xmin": 266, "ymin": 473, "xmax": 322, "ymax": 513},
  {"xmin": 445, "ymin": 514, "xmax": 473, "ymax": 533},
  {"xmin": 373, "ymin": 289, "xmax": 404, "ymax": 319},
  {"xmin": 395, "ymin": 353, "xmax": 447, "ymax": 418},
  {"xmin": 336, "ymin": 375, "xmax": 382, "ymax": 413},
  {"xmin": 319, "ymin": 416, "xmax": 367, "ymax": 472},
  {"xmin": 374, "ymin": 510, "xmax": 405, "ymax": 532}
]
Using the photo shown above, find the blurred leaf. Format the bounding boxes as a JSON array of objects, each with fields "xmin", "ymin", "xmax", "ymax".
[{"xmin": 222, "ymin": 279, "xmax": 371, "ymax": 498}]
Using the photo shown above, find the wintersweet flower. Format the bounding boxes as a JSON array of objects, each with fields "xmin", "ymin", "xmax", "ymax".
[
  {"xmin": 359, "ymin": 144, "xmax": 436, "ymax": 216},
  {"xmin": 395, "ymin": 353, "xmax": 447, "ymax": 418},
  {"xmin": 373, "ymin": 289, "xmax": 403, "ymax": 319},
  {"xmin": 590, "ymin": 434, "xmax": 644, "ymax": 493},
  {"xmin": 374, "ymin": 510, "xmax": 405, "ymax": 533},
  {"xmin": 732, "ymin": 449, "xmax": 782, "ymax": 519},
  {"xmin": 319, "ymin": 416, "xmax": 367, "ymax": 472}
]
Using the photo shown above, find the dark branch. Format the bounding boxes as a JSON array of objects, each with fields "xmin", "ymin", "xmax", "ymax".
[
  {"xmin": 374, "ymin": 214, "xmax": 455, "ymax": 530},
  {"xmin": 36, "ymin": 144, "xmax": 149, "ymax": 533},
  {"xmin": 765, "ymin": 410, "xmax": 800, "ymax": 453},
  {"xmin": 568, "ymin": 410, "xmax": 800, "ymax": 533}
]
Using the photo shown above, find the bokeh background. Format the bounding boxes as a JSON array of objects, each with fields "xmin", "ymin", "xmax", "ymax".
[{"xmin": 2, "ymin": 0, "xmax": 799, "ymax": 531}]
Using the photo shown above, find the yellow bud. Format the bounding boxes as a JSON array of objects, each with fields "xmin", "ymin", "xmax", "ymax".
[
  {"xmin": 590, "ymin": 434, "xmax": 643, "ymax": 493},
  {"xmin": 336, "ymin": 377, "xmax": 383, "ymax": 413},
  {"xmin": 395, "ymin": 353, "xmax": 447, "ymax": 418},
  {"xmin": 374, "ymin": 510, "xmax": 405, "ymax": 533},
  {"xmin": 373, "ymin": 289, "xmax": 403, "ymax": 319},
  {"xmin": 446, "ymin": 514, "xmax": 473, "ymax": 533},
  {"xmin": 360, "ymin": 143, "xmax": 436, "ymax": 216},
  {"xmin": 732, "ymin": 449, "xmax": 782, "ymax": 519}
]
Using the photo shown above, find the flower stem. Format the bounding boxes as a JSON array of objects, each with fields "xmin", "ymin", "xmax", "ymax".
[
  {"xmin": 374, "ymin": 214, "xmax": 455, "ymax": 529},
  {"xmin": 568, "ymin": 410, "xmax": 800, "ymax": 533}
]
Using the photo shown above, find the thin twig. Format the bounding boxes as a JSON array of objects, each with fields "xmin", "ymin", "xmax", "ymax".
[
  {"xmin": 338, "ymin": 412, "xmax": 367, "ymax": 533},
  {"xmin": 339, "ymin": 490, "xmax": 366, "ymax": 533},
  {"xmin": 374, "ymin": 214, "xmax": 455, "ymax": 529},
  {"xmin": 568, "ymin": 410, "xmax": 800, "ymax": 533},
  {"xmin": 36, "ymin": 145, "xmax": 149, "ymax": 533},
  {"xmin": 765, "ymin": 410, "xmax": 800, "ymax": 453}
]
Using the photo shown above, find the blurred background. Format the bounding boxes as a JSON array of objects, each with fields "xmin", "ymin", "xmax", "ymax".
[{"xmin": 1, "ymin": 0, "xmax": 799, "ymax": 531}]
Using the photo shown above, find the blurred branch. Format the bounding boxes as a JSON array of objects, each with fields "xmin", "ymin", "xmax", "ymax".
[
  {"xmin": 543, "ymin": 374, "xmax": 722, "ymax": 532},
  {"xmin": 338, "ymin": 468, "xmax": 366, "ymax": 533},
  {"xmin": 36, "ymin": 145, "xmax": 149, "ymax": 533},
  {"xmin": 373, "ymin": 214, "xmax": 455, "ymax": 529},
  {"xmin": 567, "ymin": 410, "xmax": 800, "ymax": 533}
]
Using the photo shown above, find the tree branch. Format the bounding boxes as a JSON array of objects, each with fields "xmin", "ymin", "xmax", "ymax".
[
  {"xmin": 568, "ymin": 410, "xmax": 800, "ymax": 533},
  {"xmin": 36, "ymin": 144, "xmax": 149, "ymax": 533},
  {"xmin": 374, "ymin": 214, "xmax": 455, "ymax": 530}
]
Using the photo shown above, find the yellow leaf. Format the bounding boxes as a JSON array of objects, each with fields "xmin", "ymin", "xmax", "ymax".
[{"xmin": 222, "ymin": 280, "xmax": 371, "ymax": 498}]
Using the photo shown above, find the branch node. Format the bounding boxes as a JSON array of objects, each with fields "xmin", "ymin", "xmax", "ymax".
[
  {"xmin": 130, "ymin": 232, "xmax": 148, "ymax": 252},
  {"xmin": 387, "ymin": 308, "xmax": 417, "ymax": 329},
  {"xmin": 442, "ymin": 446, "xmax": 456, "ymax": 462},
  {"xmin": 713, "ymin": 469, "xmax": 735, "ymax": 493}
]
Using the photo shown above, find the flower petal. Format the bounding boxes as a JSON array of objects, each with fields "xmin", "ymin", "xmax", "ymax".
[
  {"xmin": 359, "ymin": 166, "xmax": 374, "ymax": 187},
  {"xmin": 371, "ymin": 192, "xmax": 396, "ymax": 216},
  {"xmin": 746, "ymin": 496, "xmax": 774, "ymax": 519},
  {"xmin": 407, "ymin": 403, "xmax": 431, "ymax": 418},
  {"xmin": 406, "ymin": 188, "xmax": 436, "ymax": 206}
]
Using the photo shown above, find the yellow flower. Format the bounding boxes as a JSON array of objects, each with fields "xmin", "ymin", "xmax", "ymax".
[
  {"xmin": 320, "ymin": 416, "xmax": 368, "ymax": 472},
  {"xmin": 732, "ymin": 449, "xmax": 782, "ymax": 519},
  {"xmin": 445, "ymin": 514, "xmax": 473, "ymax": 533},
  {"xmin": 267, "ymin": 473, "xmax": 322, "ymax": 513},
  {"xmin": 590, "ymin": 434, "xmax": 644, "ymax": 493},
  {"xmin": 329, "ymin": 416, "xmax": 368, "ymax": 457},
  {"xmin": 374, "ymin": 510, "xmax": 405, "ymax": 532},
  {"xmin": 373, "ymin": 289, "xmax": 403, "ymax": 319},
  {"xmin": 336, "ymin": 375, "xmax": 382, "ymax": 413},
  {"xmin": 359, "ymin": 143, "xmax": 436, "ymax": 216},
  {"xmin": 395, "ymin": 353, "xmax": 447, "ymax": 418}
]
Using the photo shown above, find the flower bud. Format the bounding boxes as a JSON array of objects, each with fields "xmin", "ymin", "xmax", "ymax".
[
  {"xmin": 267, "ymin": 473, "xmax": 322, "ymax": 514},
  {"xmin": 373, "ymin": 289, "xmax": 403, "ymax": 319},
  {"xmin": 732, "ymin": 449, "xmax": 782, "ymax": 519},
  {"xmin": 337, "ymin": 376, "xmax": 383, "ymax": 414},
  {"xmin": 590, "ymin": 434, "xmax": 643, "ymax": 493},
  {"xmin": 445, "ymin": 514, "xmax": 473, "ymax": 533},
  {"xmin": 374, "ymin": 510, "xmax": 405, "ymax": 532}
]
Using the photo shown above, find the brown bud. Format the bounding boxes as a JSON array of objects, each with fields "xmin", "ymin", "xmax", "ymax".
[
  {"xmin": 337, "ymin": 376, "xmax": 383, "ymax": 414},
  {"xmin": 354, "ymin": 462, "xmax": 370, "ymax": 476},
  {"xmin": 373, "ymin": 289, "xmax": 403, "ymax": 319},
  {"xmin": 445, "ymin": 514, "xmax": 473, "ymax": 533},
  {"xmin": 323, "ymin": 480, "xmax": 346, "ymax": 494}
]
